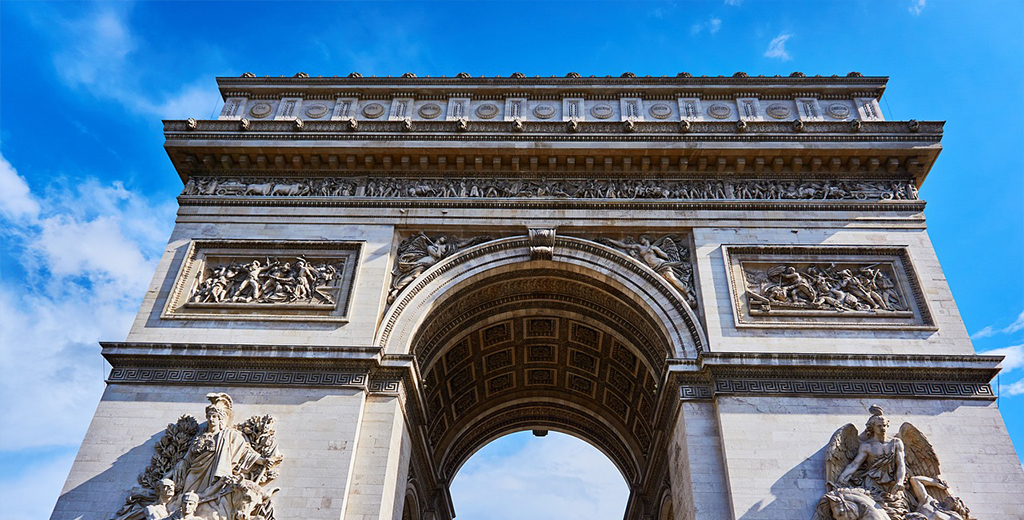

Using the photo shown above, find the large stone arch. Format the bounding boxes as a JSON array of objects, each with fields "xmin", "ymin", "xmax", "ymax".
[
  {"xmin": 376, "ymin": 235, "xmax": 706, "ymax": 358},
  {"xmin": 375, "ymin": 234, "xmax": 706, "ymax": 514}
]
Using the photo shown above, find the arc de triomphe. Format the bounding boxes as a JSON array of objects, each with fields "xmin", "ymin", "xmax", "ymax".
[{"xmin": 51, "ymin": 73, "xmax": 1024, "ymax": 520}]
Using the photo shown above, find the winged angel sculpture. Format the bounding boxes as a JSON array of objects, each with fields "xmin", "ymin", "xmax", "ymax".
[
  {"xmin": 387, "ymin": 233, "xmax": 492, "ymax": 304},
  {"xmin": 597, "ymin": 235, "xmax": 697, "ymax": 308},
  {"xmin": 112, "ymin": 393, "xmax": 283, "ymax": 520},
  {"xmin": 812, "ymin": 405, "xmax": 971, "ymax": 520}
]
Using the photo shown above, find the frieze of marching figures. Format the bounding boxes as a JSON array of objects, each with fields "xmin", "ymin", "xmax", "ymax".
[
  {"xmin": 111, "ymin": 393, "xmax": 283, "ymax": 520},
  {"xmin": 812, "ymin": 405, "xmax": 972, "ymax": 520},
  {"xmin": 744, "ymin": 262, "xmax": 908, "ymax": 314},
  {"xmin": 188, "ymin": 256, "xmax": 345, "ymax": 307},
  {"xmin": 181, "ymin": 177, "xmax": 920, "ymax": 202}
]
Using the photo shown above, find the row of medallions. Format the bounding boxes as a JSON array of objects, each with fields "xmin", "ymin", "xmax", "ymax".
[{"xmin": 220, "ymin": 96, "xmax": 880, "ymax": 123}]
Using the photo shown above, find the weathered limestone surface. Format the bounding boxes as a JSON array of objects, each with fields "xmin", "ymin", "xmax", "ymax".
[{"xmin": 51, "ymin": 73, "xmax": 1023, "ymax": 520}]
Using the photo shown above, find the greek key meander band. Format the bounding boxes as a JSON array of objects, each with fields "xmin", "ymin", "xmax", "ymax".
[
  {"xmin": 107, "ymin": 368, "xmax": 994, "ymax": 399},
  {"xmin": 679, "ymin": 379, "xmax": 995, "ymax": 400}
]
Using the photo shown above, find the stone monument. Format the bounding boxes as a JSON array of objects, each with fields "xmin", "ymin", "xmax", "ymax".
[{"xmin": 50, "ymin": 72, "xmax": 1024, "ymax": 520}]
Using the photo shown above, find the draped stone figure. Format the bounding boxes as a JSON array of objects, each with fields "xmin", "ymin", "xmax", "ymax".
[
  {"xmin": 812, "ymin": 406, "xmax": 971, "ymax": 520},
  {"xmin": 387, "ymin": 233, "xmax": 492, "ymax": 304},
  {"xmin": 597, "ymin": 235, "xmax": 698, "ymax": 308},
  {"xmin": 111, "ymin": 394, "xmax": 283, "ymax": 520}
]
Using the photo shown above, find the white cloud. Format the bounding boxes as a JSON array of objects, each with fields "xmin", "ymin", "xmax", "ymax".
[
  {"xmin": 51, "ymin": 6, "xmax": 220, "ymax": 119},
  {"xmin": 909, "ymin": 0, "xmax": 927, "ymax": 15},
  {"xmin": 764, "ymin": 33, "xmax": 793, "ymax": 61},
  {"xmin": 0, "ymin": 154, "xmax": 41, "ymax": 221},
  {"xmin": 979, "ymin": 344, "xmax": 1024, "ymax": 373},
  {"xmin": 972, "ymin": 309, "xmax": 1024, "ymax": 339},
  {"xmin": 709, "ymin": 18, "xmax": 722, "ymax": 34},
  {"xmin": 724, "ymin": 0, "xmax": 742, "ymax": 5},
  {"xmin": 0, "ymin": 152, "xmax": 173, "ymax": 452},
  {"xmin": 1002, "ymin": 379, "xmax": 1024, "ymax": 397},
  {"xmin": 451, "ymin": 432, "xmax": 629, "ymax": 520}
]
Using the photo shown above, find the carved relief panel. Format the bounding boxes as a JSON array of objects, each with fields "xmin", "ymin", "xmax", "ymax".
[
  {"xmin": 163, "ymin": 240, "xmax": 360, "ymax": 322},
  {"xmin": 723, "ymin": 245, "xmax": 934, "ymax": 330}
]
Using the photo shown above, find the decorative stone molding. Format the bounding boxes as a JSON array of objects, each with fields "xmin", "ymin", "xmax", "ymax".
[
  {"xmin": 672, "ymin": 353, "xmax": 1000, "ymax": 401},
  {"xmin": 110, "ymin": 393, "xmax": 283, "ymax": 520},
  {"xmin": 723, "ymin": 245, "xmax": 935, "ymax": 330},
  {"xmin": 180, "ymin": 176, "xmax": 920, "ymax": 203},
  {"xmin": 107, "ymin": 367, "xmax": 369, "ymax": 388},
  {"xmin": 528, "ymin": 228, "xmax": 556, "ymax": 260},
  {"xmin": 163, "ymin": 240, "xmax": 360, "ymax": 322}
]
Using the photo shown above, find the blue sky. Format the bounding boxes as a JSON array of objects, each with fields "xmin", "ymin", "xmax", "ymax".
[{"xmin": 0, "ymin": 1, "xmax": 1021, "ymax": 519}]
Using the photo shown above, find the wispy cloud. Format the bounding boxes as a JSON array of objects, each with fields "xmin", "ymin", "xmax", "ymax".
[
  {"xmin": 972, "ymin": 309, "xmax": 1024, "ymax": 339},
  {"xmin": 978, "ymin": 344, "xmax": 1024, "ymax": 398},
  {"xmin": 909, "ymin": 0, "xmax": 927, "ymax": 15},
  {"xmin": 51, "ymin": 6, "xmax": 220, "ymax": 119},
  {"xmin": 764, "ymin": 33, "xmax": 793, "ymax": 61},
  {"xmin": 691, "ymin": 17, "xmax": 723, "ymax": 36},
  {"xmin": 0, "ymin": 154, "xmax": 41, "ymax": 221},
  {"xmin": 724, "ymin": 0, "xmax": 742, "ymax": 5},
  {"xmin": 0, "ymin": 152, "xmax": 174, "ymax": 452},
  {"xmin": 451, "ymin": 432, "xmax": 628, "ymax": 520}
]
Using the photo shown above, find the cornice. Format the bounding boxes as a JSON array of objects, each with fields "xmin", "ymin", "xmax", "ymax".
[
  {"xmin": 215, "ymin": 72, "xmax": 888, "ymax": 100},
  {"xmin": 670, "ymin": 352, "xmax": 1002, "ymax": 400}
]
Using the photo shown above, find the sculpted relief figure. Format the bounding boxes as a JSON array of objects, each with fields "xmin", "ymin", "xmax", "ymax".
[
  {"xmin": 812, "ymin": 405, "xmax": 972, "ymax": 520},
  {"xmin": 189, "ymin": 257, "xmax": 342, "ymax": 306},
  {"xmin": 387, "ymin": 233, "xmax": 492, "ymax": 304},
  {"xmin": 745, "ymin": 263, "xmax": 906, "ymax": 314},
  {"xmin": 597, "ymin": 235, "xmax": 697, "ymax": 309},
  {"xmin": 112, "ymin": 394, "xmax": 283, "ymax": 520},
  {"xmin": 182, "ymin": 177, "xmax": 919, "ymax": 203}
]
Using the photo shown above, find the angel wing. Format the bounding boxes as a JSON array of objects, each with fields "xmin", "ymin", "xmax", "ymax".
[
  {"xmin": 395, "ymin": 233, "xmax": 433, "ymax": 266},
  {"xmin": 897, "ymin": 422, "xmax": 941, "ymax": 480},
  {"xmin": 824, "ymin": 424, "xmax": 860, "ymax": 486},
  {"xmin": 651, "ymin": 236, "xmax": 682, "ymax": 262}
]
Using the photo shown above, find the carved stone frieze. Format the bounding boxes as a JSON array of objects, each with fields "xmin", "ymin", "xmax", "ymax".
[
  {"xmin": 812, "ymin": 406, "xmax": 973, "ymax": 520},
  {"xmin": 388, "ymin": 233, "xmax": 493, "ymax": 305},
  {"xmin": 597, "ymin": 235, "xmax": 697, "ymax": 309},
  {"xmin": 164, "ymin": 240, "xmax": 360, "ymax": 322},
  {"xmin": 181, "ymin": 176, "xmax": 919, "ymax": 203},
  {"xmin": 111, "ymin": 393, "xmax": 283, "ymax": 520},
  {"xmin": 724, "ymin": 246, "xmax": 935, "ymax": 330}
]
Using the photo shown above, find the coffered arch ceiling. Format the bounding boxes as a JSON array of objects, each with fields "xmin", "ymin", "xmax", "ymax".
[{"xmin": 412, "ymin": 267, "xmax": 673, "ymax": 485}]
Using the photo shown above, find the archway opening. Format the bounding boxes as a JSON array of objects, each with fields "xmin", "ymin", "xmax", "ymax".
[{"xmin": 449, "ymin": 431, "xmax": 629, "ymax": 520}]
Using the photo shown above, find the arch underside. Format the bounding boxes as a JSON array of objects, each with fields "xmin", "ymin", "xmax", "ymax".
[{"xmin": 381, "ymin": 236, "xmax": 703, "ymax": 491}]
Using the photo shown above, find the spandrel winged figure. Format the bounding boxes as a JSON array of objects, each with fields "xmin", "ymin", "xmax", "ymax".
[
  {"xmin": 387, "ymin": 233, "xmax": 493, "ymax": 304},
  {"xmin": 111, "ymin": 393, "xmax": 283, "ymax": 520},
  {"xmin": 597, "ymin": 235, "xmax": 697, "ymax": 308},
  {"xmin": 812, "ymin": 405, "xmax": 972, "ymax": 520}
]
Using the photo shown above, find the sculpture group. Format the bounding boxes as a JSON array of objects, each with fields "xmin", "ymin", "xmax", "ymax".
[
  {"xmin": 387, "ymin": 233, "xmax": 492, "ymax": 304},
  {"xmin": 812, "ymin": 406, "xmax": 971, "ymax": 520},
  {"xmin": 597, "ymin": 235, "xmax": 697, "ymax": 308},
  {"xmin": 112, "ymin": 394, "xmax": 283, "ymax": 520},
  {"xmin": 745, "ymin": 263, "xmax": 906, "ymax": 313},
  {"xmin": 182, "ymin": 176, "xmax": 920, "ymax": 202},
  {"xmin": 189, "ymin": 257, "xmax": 343, "ymax": 306}
]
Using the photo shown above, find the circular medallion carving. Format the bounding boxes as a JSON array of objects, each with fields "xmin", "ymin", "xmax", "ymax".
[
  {"xmin": 766, "ymin": 103, "xmax": 791, "ymax": 119},
  {"xmin": 303, "ymin": 103, "xmax": 330, "ymax": 119},
  {"xmin": 362, "ymin": 103, "xmax": 386, "ymax": 119},
  {"xmin": 707, "ymin": 103, "xmax": 732, "ymax": 119},
  {"xmin": 648, "ymin": 103, "xmax": 672, "ymax": 119},
  {"xmin": 590, "ymin": 104, "xmax": 614, "ymax": 119},
  {"xmin": 533, "ymin": 104, "xmax": 556, "ymax": 119},
  {"xmin": 826, "ymin": 103, "xmax": 851, "ymax": 119},
  {"xmin": 248, "ymin": 102, "xmax": 273, "ymax": 118},
  {"xmin": 475, "ymin": 103, "xmax": 499, "ymax": 119},
  {"xmin": 418, "ymin": 103, "xmax": 442, "ymax": 119}
]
